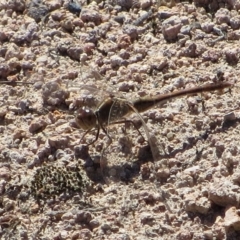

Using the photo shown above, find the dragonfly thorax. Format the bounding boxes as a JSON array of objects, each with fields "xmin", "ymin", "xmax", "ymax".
[{"xmin": 75, "ymin": 106, "xmax": 97, "ymax": 130}]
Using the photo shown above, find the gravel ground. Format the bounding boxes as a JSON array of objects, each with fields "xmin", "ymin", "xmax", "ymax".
[{"xmin": 1, "ymin": 0, "xmax": 240, "ymax": 239}]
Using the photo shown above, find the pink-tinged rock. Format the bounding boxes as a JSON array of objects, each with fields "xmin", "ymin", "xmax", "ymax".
[
  {"xmin": 0, "ymin": 167, "xmax": 11, "ymax": 180},
  {"xmin": 67, "ymin": 45, "xmax": 83, "ymax": 60},
  {"xmin": 83, "ymin": 43, "xmax": 95, "ymax": 54},
  {"xmin": 224, "ymin": 206, "xmax": 240, "ymax": 231},
  {"xmin": 117, "ymin": 34, "xmax": 131, "ymax": 49},
  {"xmin": 46, "ymin": 0, "xmax": 62, "ymax": 11},
  {"xmin": 73, "ymin": 18, "xmax": 84, "ymax": 27},
  {"xmin": 230, "ymin": 16, "xmax": 240, "ymax": 30},
  {"xmin": 42, "ymin": 81, "xmax": 69, "ymax": 106},
  {"xmin": 29, "ymin": 117, "xmax": 48, "ymax": 133},
  {"xmin": 228, "ymin": 29, "xmax": 240, "ymax": 40},
  {"xmin": 0, "ymin": 30, "xmax": 8, "ymax": 41},
  {"xmin": 150, "ymin": 56, "xmax": 168, "ymax": 70},
  {"xmin": 80, "ymin": 9, "xmax": 102, "ymax": 25},
  {"xmin": 123, "ymin": 24, "xmax": 138, "ymax": 40},
  {"xmin": 5, "ymin": 43, "xmax": 21, "ymax": 60},
  {"xmin": 2, "ymin": 0, "xmax": 25, "ymax": 12},
  {"xmin": 215, "ymin": 8, "xmax": 230, "ymax": 24},
  {"xmin": 202, "ymin": 49, "xmax": 221, "ymax": 62},
  {"xmin": 184, "ymin": 192, "xmax": 211, "ymax": 214},
  {"xmin": 201, "ymin": 22, "xmax": 214, "ymax": 33},
  {"xmin": 59, "ymin": 230, "xmax": 68, "ymax": 240},
  {"xmin": 9, "ymin": 150, "xmax": 26, "ymax": 164},
  {"xmin": 79, "ymin": 228, "xmax": 92, "ymax": 239},
  {"xmin": 162, "ymin": 16, "xmax": 182, "ymax": 41},
  {"xmin": 110, "ymin": 55, "xmax": 123, "ymax": 68},
  {"xmin": 116, "ymin": 0, "xmax": 134, "ymax": 9},
  {"xmin": 209, "ymin": 179, "xmax": 240, "ymax": 207},
  {"xmin": 224, "ymin": 48, "xmax": 239, "ymax": 64},
  {"xmin": 140, "ymin": 0, "xmax": 152, "ymax": 9},
  {"xmin": 48, "ymin": 136, "xmax": 70, "ymax": 149},
  {"xmin": 140, "ymin": 212, "xmax": 154, "ymax": 224},
  {"xmin": 0, "ymin": 63, "xmax": 10, "ymax": 77}
]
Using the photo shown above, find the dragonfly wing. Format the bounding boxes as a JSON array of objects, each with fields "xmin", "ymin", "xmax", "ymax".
[
  {"xmin": 99, "ymin": 97, "xmax": 165, "ymax": 183},
  {"xmin": 126, "ymin": 103, "xmax": 164, "ymax": 163},
  {"xmin": 67, "ymin": 84, "xmax": 110, "ymax": 110}
]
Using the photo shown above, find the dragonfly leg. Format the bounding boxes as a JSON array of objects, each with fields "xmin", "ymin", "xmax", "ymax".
[
  {"xmin": 97, "ymin": 118, "xmax": 113, "ymax": 185},
  {"xmin": 98, "ymin": 122, "xmax": 112, "ymax": 146},
  {"xmin": 80, "ymin": 126, "xmax": 100, "ymax": 146},
  {"xmin": 110, "ymin": 119, "xmax": 147, "ymax": 143}
]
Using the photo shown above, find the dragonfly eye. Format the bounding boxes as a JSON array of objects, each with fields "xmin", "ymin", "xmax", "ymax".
[{"xmin": 75, "ymin": 107, "xmax": 97, "ymax": 130}]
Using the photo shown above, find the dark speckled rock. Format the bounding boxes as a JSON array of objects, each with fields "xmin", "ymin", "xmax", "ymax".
[
  {"xmin": 27, "ymin": 0, "xmax": 49, "ymax": 23},
  {"xmin": 67, "ymin": 0, "xmax": 81, "ymax": 17}
]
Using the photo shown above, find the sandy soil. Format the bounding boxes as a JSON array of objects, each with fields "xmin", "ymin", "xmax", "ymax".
[{"xmin": 1, "ymin": 0, "xmax": 240, "ymax": 239}]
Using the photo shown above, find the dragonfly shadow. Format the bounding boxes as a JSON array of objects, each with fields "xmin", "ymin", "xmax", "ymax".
[
  {"xmin": 168, "ymin": 116, "xmax": 240, "ymax": 159},
  {"xmin": 82, "ymin": 155, "xmax": 142, "ymax": 184},
  {"xmin": 78, "ymin": 143, "xmax": 162, "ymax": 184},
  {"xmin": 79, "ymin": 115, "xmax": 240, "ymax": 184},
  {"xmin": 103, "ymin": 141, "xmax": 172, "ymax": 184}
]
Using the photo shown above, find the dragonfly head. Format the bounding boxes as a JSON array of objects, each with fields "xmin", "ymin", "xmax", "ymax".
[{"xmin": 75, "ymin": 106, "xmax": 97, "ymax": 130}]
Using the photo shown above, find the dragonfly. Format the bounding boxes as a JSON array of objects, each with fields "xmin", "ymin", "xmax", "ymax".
[
  {"xmin": 74, "ymin": 79, "xmax": 232, "ymax": 182},
  {"xmin": 0, "ymin": 72, "xmax": 232, "ymax": 183}
]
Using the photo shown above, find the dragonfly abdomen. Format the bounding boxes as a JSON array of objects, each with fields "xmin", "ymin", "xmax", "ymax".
[{"xmin": 133, "ymin": 82, "xmax": 232, "ymax": 113}]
